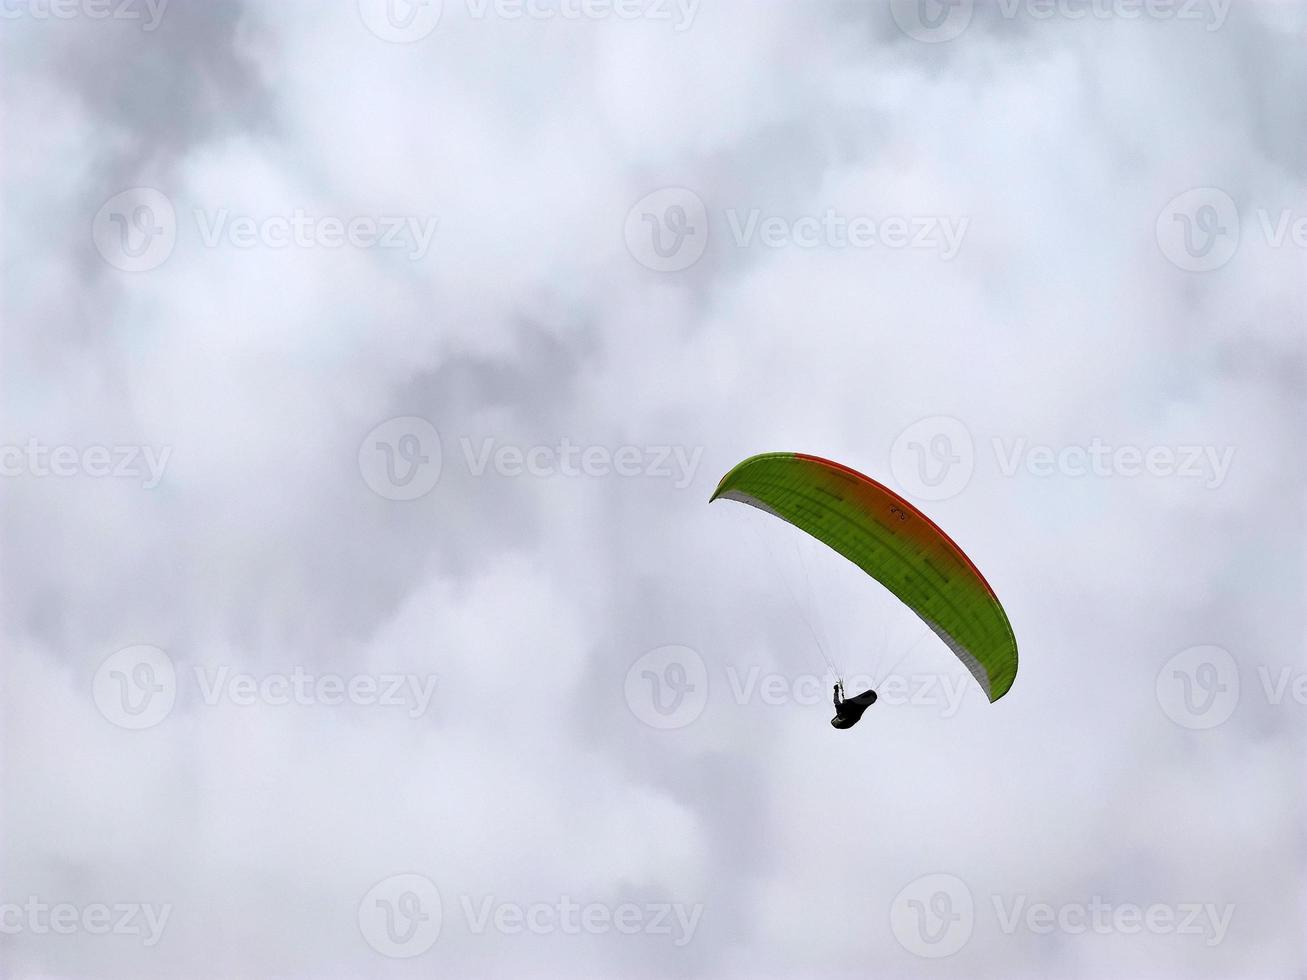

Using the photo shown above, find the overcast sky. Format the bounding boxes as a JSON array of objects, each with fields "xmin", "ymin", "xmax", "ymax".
[{"xmin": 2, "ymin": 1, "xmax": 1304, "ymax": 977}]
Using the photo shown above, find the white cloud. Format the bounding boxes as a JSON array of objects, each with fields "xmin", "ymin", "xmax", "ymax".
[{"xmin": 2, "ymin": 2, "xmax": 1302, "ymax": 976}]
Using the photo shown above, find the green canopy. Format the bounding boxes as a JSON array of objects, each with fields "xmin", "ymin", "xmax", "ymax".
[{"xmin": 712, "ymin": 452, "xmax": 1017, "ymax": 701}]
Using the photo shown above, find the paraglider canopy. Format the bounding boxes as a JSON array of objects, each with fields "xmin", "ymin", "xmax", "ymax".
[{"xmin": 711, "ymin": 452, "xmax": 1017, "ymax": 702}]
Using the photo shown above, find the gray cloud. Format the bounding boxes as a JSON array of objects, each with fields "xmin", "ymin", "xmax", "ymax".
[{"xmin": 2, "ymin": 1, "xmax": 1303, "ymax": 976}]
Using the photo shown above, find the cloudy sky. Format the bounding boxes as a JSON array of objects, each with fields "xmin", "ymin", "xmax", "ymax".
[{"xmin": 2, "ymin": 1, "xmax": 1304, "ymax": 977}]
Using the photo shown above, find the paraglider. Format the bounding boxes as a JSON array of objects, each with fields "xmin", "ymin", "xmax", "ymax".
[
  {"xmin": 710, "ymin": 452, "xmax": 1017, "ymax": 726},
  {"xmin": 830, "ymin": 680, "xmax": 878, "ymax": 729}
]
